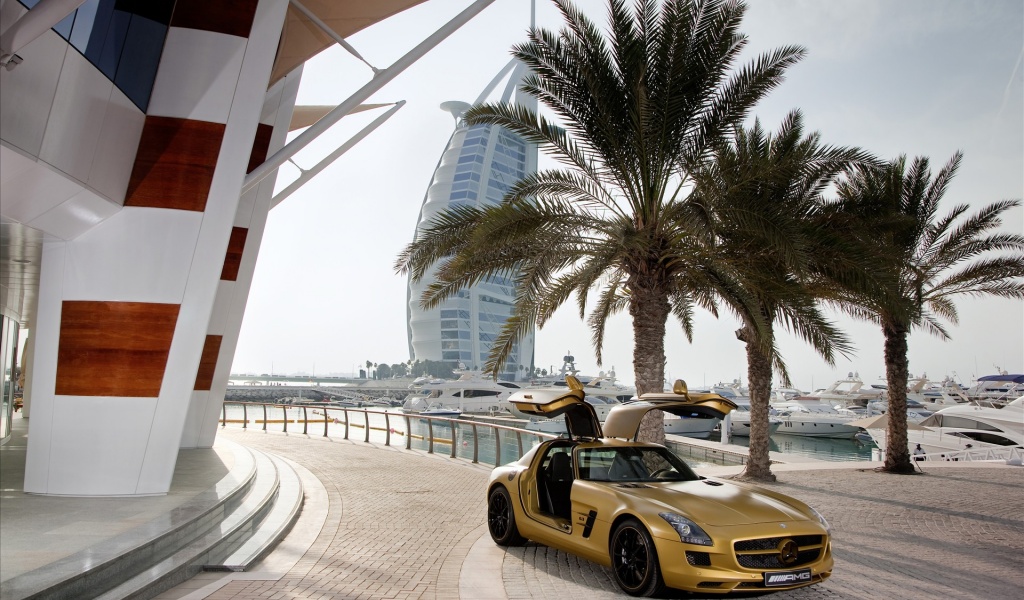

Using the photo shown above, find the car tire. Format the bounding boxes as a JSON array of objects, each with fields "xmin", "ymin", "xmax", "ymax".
[
  {"xmin": 488, "ymin": 486, "xmax": 526, "ymax": 546},
  {"xmin": 610, "ymin": 518, "xmax": 664, "ymax": 597}
]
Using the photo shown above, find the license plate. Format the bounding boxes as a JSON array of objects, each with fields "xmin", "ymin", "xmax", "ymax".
[{"xmin": 763, "ymin": 568, "xmax": 812, "ymax": 587}]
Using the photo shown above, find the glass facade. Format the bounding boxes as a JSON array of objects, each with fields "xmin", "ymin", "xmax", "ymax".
[
  {"xmin": 408, "ymin": 112, "xmax": 536, "ymax": 381},
  {"xmin": 19, "ymin": 0, "xmax": 173, "ymax": 111}
]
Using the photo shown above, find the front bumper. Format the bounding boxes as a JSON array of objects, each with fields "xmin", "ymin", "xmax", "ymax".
[{"xmin": 652, "ymin": 526, "xmax": 834, "ymax": 593}]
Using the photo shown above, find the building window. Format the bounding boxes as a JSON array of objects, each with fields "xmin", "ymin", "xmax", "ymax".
[{"xmin": 19, "ymin": 0, "xmax": 173, "ymax": 111}]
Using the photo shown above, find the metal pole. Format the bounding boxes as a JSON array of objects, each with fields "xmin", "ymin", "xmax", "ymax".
[
  {"xmin": 385, "ymin": 412, "xmax": 391, "ymax": 446},
  {"xmin": 364, "ymin": 410, "xmax": 370, "ymax": 443},
  {"xmin": 289, "ymin": 0, "xmax": 379, "ymax": 73},
  {"xmin": 323, "ymin": 407, "xmax": 329, "ymax": 437},
  {"xmin": 262, "ymin": 404, "xmax": 267, "ymax": 431},
  {"xmin": 243, "ymin": 404, "xmax": 247, "ymax": 429},
  {"xmin": 471, "ymin": 423, "xmax": 479, "ymax": 463},
  {"xmin": 495, "ymin": 429, "xmax": 501, "ymax": 466},
  {"xmin": 221, "ymin": 403, "xmax": 226, "ymax": 428},
  {"xmin": 343, "ymin": 408, "xmax": 350, "ymax": 439},
  {"xmin": 405, "ymin": 414, "xmax": 412, "ymax": 450},
  {"xmin": 0, "ymin": 0, "xmax": 86, "ymax": 68},
  {"xmin": 427, "ymin": 419, "xmax": 434, "ymax": 454},
  {"xmin": 303, "ymin": 406, "xmax": 308, "ymax": 435},
  {"xmin": 242, "ymin": 0, "xmax": 498, "ymax": 194},
  {"xmin": 283, "ymin": 406, "xmax": 288, "ymax": 433},
  {"xmin": 271, "ymin": 101, "xmax": 405, "ymax": 208},
  {"xmin": 450, "ymin": 421, "xmax": 457, "ymax": 458}
]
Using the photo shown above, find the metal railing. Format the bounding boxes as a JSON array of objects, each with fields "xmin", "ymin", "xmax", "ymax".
[
  {"xmin": 916, "ymin": 445, "xmax": 1024, "ymax": 464},
  {"xmin": 219, "ymin": 401, "xmax": 557, "ymax": 467}
]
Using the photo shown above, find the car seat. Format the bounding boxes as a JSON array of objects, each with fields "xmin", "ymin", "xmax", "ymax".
[{"xmin": 545, "ymin": 452, "xmax": 574, "ymax": 519}]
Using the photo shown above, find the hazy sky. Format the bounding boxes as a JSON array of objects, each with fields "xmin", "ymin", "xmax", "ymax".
[{"xmin": 231, "ymin": 0, "xmax": 1023, "ymax": 391}]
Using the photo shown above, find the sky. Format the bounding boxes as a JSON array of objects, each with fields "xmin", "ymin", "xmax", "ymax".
[{"xmin": 231, "ymin": 0, "xmax": 1024, "ymax": 391}]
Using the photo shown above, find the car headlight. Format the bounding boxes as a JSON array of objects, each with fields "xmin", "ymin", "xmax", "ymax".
[
  {"xmin": 659, "ymin": 512, "xmax": 713, "ymax": 546},
  {"xmin": 809, "ymin": 506, "xmax": 831, "ymax": 533}
]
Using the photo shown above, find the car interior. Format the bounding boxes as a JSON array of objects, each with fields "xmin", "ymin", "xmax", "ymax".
[{"xmin": 538, "ymin": 447, "xmax": 574, "ymax": 520}]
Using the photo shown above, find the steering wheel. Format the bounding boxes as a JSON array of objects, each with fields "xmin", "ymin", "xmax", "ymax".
[{"xmin": 651, "ymin": 468, "xmax": 677, "ymax": 479}]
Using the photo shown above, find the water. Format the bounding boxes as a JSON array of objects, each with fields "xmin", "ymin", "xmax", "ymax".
[{"xmin": 716, "ymin": 431, "xmax": 877, "ymax": 462}]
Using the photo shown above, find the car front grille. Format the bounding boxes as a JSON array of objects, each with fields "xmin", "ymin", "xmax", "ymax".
[
  {"xmin": 686, "ymin": 551, "xmax": 711, "ymax": 566},
  {"xmin": 733, "ymin": 535, "xmax": 824, "ymax": 569}
]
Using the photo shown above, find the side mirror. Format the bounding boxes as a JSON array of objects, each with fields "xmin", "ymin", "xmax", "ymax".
[{"xmin": 672, "ymin": 379, "xmax": 691, "ymax": 400}]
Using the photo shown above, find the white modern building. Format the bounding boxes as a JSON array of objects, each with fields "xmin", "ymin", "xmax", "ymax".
[
  {"xmin": 0, "ymin": 0, "xmax": 498, "ymax": 496},
  {"xmin": 406, "ymin": 60, "xmax": 537, "ymax": 381}
]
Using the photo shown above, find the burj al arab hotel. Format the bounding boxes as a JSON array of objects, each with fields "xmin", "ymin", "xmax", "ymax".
[{"xmin": 406, "ymin": 59, "xmax": 537, "ymax": 381}]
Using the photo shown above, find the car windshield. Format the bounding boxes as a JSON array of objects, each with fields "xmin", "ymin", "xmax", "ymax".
[{"xmin": 576, "ymin": 447, "xmax": 700, "ymax": 482}]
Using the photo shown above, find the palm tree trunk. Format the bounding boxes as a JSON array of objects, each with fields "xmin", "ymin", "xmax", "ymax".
[
  {"xmin": 737, "ymin": 324, "xmax": 776, "ymax": 481},
  {"xmin": 882, "ymin": 320, "xmax": 914, "ymax": 473},
  {"xmin": 630, "ymin": 285, "xmax": 669, "ymax": 444}
]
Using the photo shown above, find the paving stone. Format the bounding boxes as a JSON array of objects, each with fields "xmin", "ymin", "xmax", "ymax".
[{"xmin": 210, "ymin": 428, "xmax": 1023, "ymax": 599}]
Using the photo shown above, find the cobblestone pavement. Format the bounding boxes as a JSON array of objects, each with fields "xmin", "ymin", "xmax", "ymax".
[{"xmin": 207, "ymin": 429, "xmax": 1023, "ymax": 600}]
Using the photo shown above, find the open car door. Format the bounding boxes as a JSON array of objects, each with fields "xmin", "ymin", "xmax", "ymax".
[
  {"xmin": 602, "ymin": 380, "xmax": 737, "ymax": 441},
  {"xmin": 508, "ymin": 376, "xmax": 602, "ymax": 439}
]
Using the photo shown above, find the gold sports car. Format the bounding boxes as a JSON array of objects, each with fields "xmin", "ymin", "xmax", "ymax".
[{"xmin": 486, "ymin": 377, "xmax": 833, "ymax": 596}]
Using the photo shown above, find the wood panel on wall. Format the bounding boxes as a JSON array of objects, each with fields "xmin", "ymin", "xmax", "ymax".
[
  {"xmin": 247, "ymin": 123, "xmax": 274, "ymax": 174},
  {"xmin": 124, "ymin": 116, "xmax": 226, "ymax": 212},
  {"xmin": 56, "ymin": 301, "xmax": 180, "ymax": 397},
  {"xmin": 220, "ymin": 227, "xmax": 248, "ymax": 281},
  {"xmin": 194, "ymin": 335, "xmax": 223, "ymax": 390}
]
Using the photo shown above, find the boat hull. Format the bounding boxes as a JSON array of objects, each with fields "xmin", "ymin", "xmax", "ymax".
[
  {"xmin": 663, "ymin": 416, "xmax": 720, "ymax": 439},
  {"xmin": 776, "ymin": 418, "xmax": 861, "ymax": 439}
]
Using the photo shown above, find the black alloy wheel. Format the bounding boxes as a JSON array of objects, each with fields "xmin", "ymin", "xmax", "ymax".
[
  {"xmin": 487, "ymin": 486, "xmax": 525, "ymax": 546},
  {"xmin": 610, "ymin": 518, "xmax": 664, "ymax": 597}
]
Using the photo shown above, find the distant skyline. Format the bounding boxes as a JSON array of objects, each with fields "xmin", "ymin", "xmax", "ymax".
[{"xmin": 231, "ymin": 0, "xmax": 1023, "ymax": 391}]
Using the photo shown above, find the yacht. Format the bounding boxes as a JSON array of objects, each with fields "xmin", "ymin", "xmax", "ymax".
[
  {"xmin": 803, "ymin": 372, "xmax": 885, "ymax": 408},
  {"xmin": 663, "ymin": 412, "xmax": 721, "ymax": 438},
  {"xmin": 771, "ymin": 401, "xmax": 863, "ymax": 439},
  {"xmin": 868, "ymin": 397, "xmax": 1024, "ymax": 457},
  {"xmin": 865, "ymin": 397, "xmax": 934, "ymax": 423},
  {"xmin": 702, "ymin": 385, "xmax": 783, "ymax": 437},
  {"xmin": 402, "ymin": 371, "xmax": 520, "ymax": 414},
  {"xmin": 723, "ymin": 401, "xmax": 783, "ymax": 437},
  {"xmin": 962, "ymin": 372, "xmax": 1024, "ymax": 406},
  {"xmin": 904, "ymin": 374, "xmax": 965, "ymax": 411}
]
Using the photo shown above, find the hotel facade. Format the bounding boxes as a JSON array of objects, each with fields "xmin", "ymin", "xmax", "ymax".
[{"xmin": 406, "ymin": 61, "xmax": 537, "ymax": 381}]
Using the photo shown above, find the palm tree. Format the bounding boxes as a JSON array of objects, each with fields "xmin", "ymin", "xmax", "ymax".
[
  {"xmin": 396, "ymin": 0, "xmax": 805, "ymax": 442},
  {"xmin": 832, "ymin": 153, "xmax": 1024, "ymax": 473},
  {"xmin": 688, "ymin": 111, "xmax": 871, "ymax": 480}
]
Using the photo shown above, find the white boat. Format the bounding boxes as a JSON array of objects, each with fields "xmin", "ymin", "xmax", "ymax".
[
  {"xmin": 868, "ymin": 397, "xmax": 1024, "ymax": 458},
  {"xmin": 961, "ymin": 372, "xmax": 1024, "ymax": 406},
  {"xmin": 724, "ymin": 402, "xmax": 783, "ymax": 437},
  {"xmin": 771, "ymin": 401, "xmax": 863, "ymax": 439},
  {"xmin": 903, "ymin": 374, "xmax": 966, "ymax": 411},
  {"xmin": 402, "ymin": 371, "xmax": 520, "ymax": 414},
  {"xmin": 418, "ymin": 405, "xmax": 463, "ymax": 418},
  {"xmin": 663, "ymin": 413, "xmax": 721, "ymax": 438},
  {"xmin": 803, "ymin": 372, "xmax": 885, "ymax": 408}
]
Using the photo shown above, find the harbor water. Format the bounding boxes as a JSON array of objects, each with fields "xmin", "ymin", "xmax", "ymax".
[{"xmin": 715, "ymin": 430, "xmax": 877, "ymax": 462}]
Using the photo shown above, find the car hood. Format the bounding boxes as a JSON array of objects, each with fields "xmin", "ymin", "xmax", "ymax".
[{"xmin": 613, "ymin": 479, "xmax": 811, "ymax": 526}]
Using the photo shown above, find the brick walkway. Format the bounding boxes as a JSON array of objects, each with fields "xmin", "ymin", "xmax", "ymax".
[{"xmin": 200, "ymin": 428, "xmax": 1023, "ymax": 600}]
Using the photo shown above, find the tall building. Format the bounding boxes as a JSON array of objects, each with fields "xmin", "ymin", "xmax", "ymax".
[
  {"xmin": 407, "ymin": 61, "xmax": 536, "ymax": 381},
  {"xmin": 0, "ymin": 0, "xmax": 497, "ymax": 495}
]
